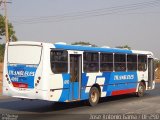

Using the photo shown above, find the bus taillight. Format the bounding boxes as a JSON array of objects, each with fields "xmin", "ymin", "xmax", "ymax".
[
  {"xmin": 5, "ymin": 74, "xmax": 10, "ymax": 84},
  {"xmin": 35, "ymin": 76, "xmax": 41, "ymax": 87},
  {"xmin": 5, "ymin": 74, "xmax": 8, "ymax": 78}
]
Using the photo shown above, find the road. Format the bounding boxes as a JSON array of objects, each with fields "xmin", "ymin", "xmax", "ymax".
[{"xmin": 0, "ymin": 83, "xmax": 160, "ymax": 120}]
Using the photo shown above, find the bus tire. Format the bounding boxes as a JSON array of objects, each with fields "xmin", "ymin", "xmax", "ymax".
[
  {"xmin": 137, "ymin": 82, "xmax": 145, "ymax": 97},
  {"xmin": 89, "ymin": 87, "xmax": 100, "ymax": 106}
]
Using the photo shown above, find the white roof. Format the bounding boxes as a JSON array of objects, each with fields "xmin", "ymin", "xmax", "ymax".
[
  {"xmin": 7, "ymin": 41, "xmax": 154, "ymax": 56},
  {"xmin": 8, "ymin": 41, "xmax": 44, "ymax": 46},
  {"xmin": 132, "ymin": 50, "xmax": 153, "ymax": 55}
]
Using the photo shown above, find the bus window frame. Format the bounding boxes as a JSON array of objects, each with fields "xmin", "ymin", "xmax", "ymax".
[
  {"xmin": 127, "ymin": 54, "xmax": 138, "ymax": 71},
  {"xmin": 138, "ymin": 54, "xmax": 147, "ymax": 72},
  {"xmin": 100, "ymin": 52, "xmax": 114, "ymax": 72},
  {"xmin": 83, "ymin": 51, "xmax": 99, "ymax": 73},
  {"xmin": 50, "ymin": 49, "xmax": 68, "ymax": 74},
  {"xmin": 7, "ymin": 44, "xmax": 43, "ymax": 65},
  {"xmin": 114, "ymin": 53, "xmax": 126, "ymax": 72}
]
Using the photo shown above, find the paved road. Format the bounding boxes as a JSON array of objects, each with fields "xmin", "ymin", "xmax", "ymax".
[{"xmin": 0, "ymin": 84, "xmax": 160, "ymax": 120}]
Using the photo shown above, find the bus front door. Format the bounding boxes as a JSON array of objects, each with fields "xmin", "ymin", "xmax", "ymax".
[{"xmin": 70, "ymin": 55, "xmax": 82, "ymax": 100}]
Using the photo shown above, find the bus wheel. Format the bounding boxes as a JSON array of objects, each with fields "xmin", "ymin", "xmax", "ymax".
[
  {"xmin": 137, "ymin": 82, "xmax": 145, "ymax": 97},
  {"xmin": 89, "ymin": 87, "xmax": 100, "ymax": 106}
]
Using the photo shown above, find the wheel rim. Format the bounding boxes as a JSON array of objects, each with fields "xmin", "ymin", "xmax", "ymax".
[{"xmin": 91, "ymin": 90, "xmax": 97, "ymax": 103}]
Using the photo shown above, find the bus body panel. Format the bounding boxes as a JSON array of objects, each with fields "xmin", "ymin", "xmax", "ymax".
[
  {"xmin": 7, "ymin": 64, "xmax": 38, "ymax": 89},
  {"xmin": 49, "ymin": 73, "xmax": 70, "ymax": 102},
  {"xmin": 3, "ymin": 41, "xmax": 155, "ymax": 103},
  {"xmin": 80, "ymin": 71, "xmax": 138, "ymax": 100},
  {"xmin": 3, "ymin": 42, "xmax": 50, "ymax": 101}
]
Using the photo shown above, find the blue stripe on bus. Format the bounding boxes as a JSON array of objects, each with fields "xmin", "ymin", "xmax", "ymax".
[
  {"xmin": 59, "ymin": 74, "xmax": 80, "ymax": 102},
  {"xmin": 69, "ymin": 82, "xmax": 79, "ymax": 100},
  {"xmin": 80, "ymin": 72, "xmax": 138, "ymax": 100},
  {"xmin": 59, "ymin": 71, "xmax": 138, "ymax": 101},
  {"xmin": 54, "ymin": 44, "xmax": 132, "ymax": 54}
]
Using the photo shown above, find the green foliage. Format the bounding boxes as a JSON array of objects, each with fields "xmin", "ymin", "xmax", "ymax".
[
  {"xmin": 71, "ymin": 41, "xmax": 97, "ymax": 47},
  {"xmin": 0, "ymin": 14, "xmax": 17, "ymax": 42},
  {"xmin": 154, "ymin": 59, "xmax": 160, "ymax": 69},
  {"xmin": 0, "ymin": 44, "xmax": 5, "ymax": 62},
  {"xmin": 116, "ymin": 45, "xmax": 131, "ymax": 50}
]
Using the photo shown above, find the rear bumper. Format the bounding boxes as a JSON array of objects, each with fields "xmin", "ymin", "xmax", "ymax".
[{"xmin": 2, "ymin": 86, "xmax": 49, "ymax": 101}]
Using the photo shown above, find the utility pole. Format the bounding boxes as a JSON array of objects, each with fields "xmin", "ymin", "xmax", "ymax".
[
  {"xmin": 0, "ymin": 1, "xmax": 2, "ymax": 6},
  {"xmin": 0, "ymin": 0, "xmax": 10, "ymax": 42},
  {"xmin": 4, "ymin": 0, "xmax": 9, "ymax": 43}
]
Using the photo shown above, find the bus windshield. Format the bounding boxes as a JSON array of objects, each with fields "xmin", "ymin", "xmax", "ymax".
[{"xmin": 8, "ymin": 45, "xmax": 42, "ymax": 65}]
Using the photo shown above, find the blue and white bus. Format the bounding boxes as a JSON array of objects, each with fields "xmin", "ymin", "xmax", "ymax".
[{"xmin": 3, "ymin": 41, "xmax": 155, "ymax": 106}]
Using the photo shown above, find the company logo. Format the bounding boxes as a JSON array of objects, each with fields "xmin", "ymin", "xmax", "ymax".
[
  {"xmin": 9, "ymin": 70, "xmax": 35, "ymax": 77},
  {"xmin": 114, "ymin": 75, "xmax": 134, "ymax": 80}
]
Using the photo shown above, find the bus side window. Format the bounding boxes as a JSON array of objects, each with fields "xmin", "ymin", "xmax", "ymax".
[
  {"xmin": 50, "ymin": 50, "xmax": 68, "ymax": 74},
  {"xmin": 100, "ymin": 53, "xmax": 113, "ymax": 72},
  {"xmin": 127, "ymin": 54, "xmax": 137, "ymax": 71},
  {"xmin": 114, "ymin": 54, "xmax": 126, "ymax": 71},
  {"xmin": 83, "ymin": 52, "xmax": 99, "ymax": 72},
  {"xmin": 138, "ymin": 55, "xmax": 147, "ymax": 71}
]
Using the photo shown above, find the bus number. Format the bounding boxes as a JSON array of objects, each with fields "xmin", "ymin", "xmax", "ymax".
[{"xmin": 64, "ymin": 80, "xmax": 69, "ymax": 84}]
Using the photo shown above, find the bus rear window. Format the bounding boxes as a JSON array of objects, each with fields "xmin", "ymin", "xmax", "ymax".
[
  {"xmin": 50, "ymin": 50, "xmax": 68, "ymax": 74},
  {"xmin": 8, "ymin": 45, "xmax": 42, "ymax": 65}
]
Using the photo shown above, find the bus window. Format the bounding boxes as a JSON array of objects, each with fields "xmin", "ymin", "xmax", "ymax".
[
  {"xmin": 100, "ymin": 53, "xmax": 113, "ymax": 72},
  {"xmin": 50, "ymin": 50, "xmax": 68, "ymax": 74},
  {"xmin": 83, "ymin": 52, "xmax": 99, "ymax": 72},
  {"xmin": 127, "ymin": 54, "xmax": 137, "ymax": 71},
  {"xmin": 8, "ymin": 45, "xmax": 42, "ymax": 64},
  {"xmin": 114, "ymin": 54, "xmax": 126, "ymax": 71},
  {"xmin": 138, "ymin": 55, "xmax": 147, "ymax": 71}
]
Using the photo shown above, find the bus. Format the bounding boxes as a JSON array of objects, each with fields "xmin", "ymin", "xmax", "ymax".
[{"xmin": 3, "ymin": 41, "xmax": 155, "ymax": 106}]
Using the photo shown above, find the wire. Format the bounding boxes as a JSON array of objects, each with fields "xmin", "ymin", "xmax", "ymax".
[
  {"xmin": 12, "ymin": 0, "xmax": 160, "ymax": 25},
  {"xmin": 14, "ymin": 0, "xmax": 159, "ymax": 22},
  {"xmin": 14, "ymin": 2, "xmax": 159, "ymax": 22},
  {"xmin": 13, "ymin": 0, "xmax": 160, "ymax": 23}
]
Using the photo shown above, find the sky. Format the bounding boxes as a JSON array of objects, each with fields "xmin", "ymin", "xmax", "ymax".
[{"xmin": 0, "ymin": 0, "xmax": 160, "ymax": 58}]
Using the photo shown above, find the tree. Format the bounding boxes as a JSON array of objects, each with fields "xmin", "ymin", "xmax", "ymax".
[
  {"xmin": 0, "ymin": 14, "xmax": 17, "ymax": 42},
  {"xmin": 154, "ymin": 58, "xmax": 160, "ymax": 69},
  {"xmin": 0, "ymin": 44, "xmax": 5, "ymax": 62},
  {"xmin": 71, "ymin": 41, "xmax": 97, "ymax": 47},
  {"xmin": 116, "ymin": 45, "xmax": 131, "ymax": 50}
]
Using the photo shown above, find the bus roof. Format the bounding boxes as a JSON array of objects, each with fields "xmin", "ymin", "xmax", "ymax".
[
  {"xmin": 7, "ymin": 41, "xmax": 153, "ymax": 55},
  {"xmin": 54, "ymin": 44, "xmax": 133, "ymax": 54}
]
